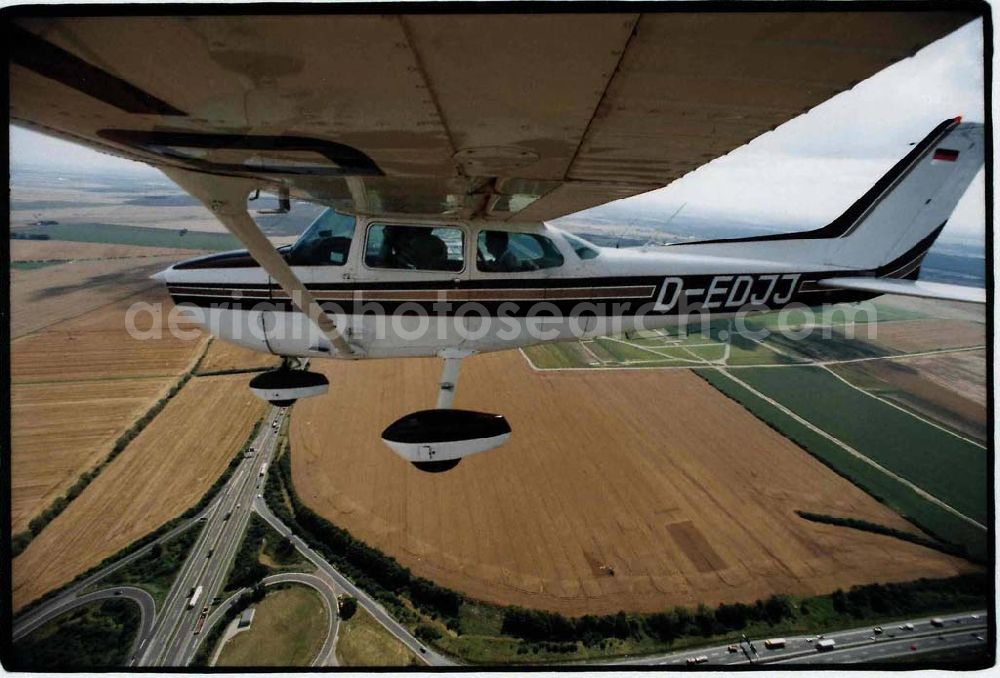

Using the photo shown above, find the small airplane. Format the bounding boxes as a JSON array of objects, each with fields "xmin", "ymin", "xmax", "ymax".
[{"xmin": 8, "ymin": 11, "xmax": 986, "ymax": 471}]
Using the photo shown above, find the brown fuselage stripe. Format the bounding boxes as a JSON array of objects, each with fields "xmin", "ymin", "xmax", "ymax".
[{"xmin": 167, "ymin": 285, "xmax": 656, "ymax": 302}]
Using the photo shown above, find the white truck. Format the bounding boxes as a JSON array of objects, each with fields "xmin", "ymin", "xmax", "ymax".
[
  {"xmin": 764, "ymin": 638, "xmax": 786, "ymax": 649},
  {"xmin": 816, "ymin": 638, "xmax": 837, "ymax": 652},
  {"xmin": 259, "ymin": 463, "xmax": 267, "ymax": 477},
  {"xmin": 187, "ymin": 585, "xmax": 203, "ymax": 609}
]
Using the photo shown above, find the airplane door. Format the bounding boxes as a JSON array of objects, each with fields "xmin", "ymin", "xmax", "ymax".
[{"xmin": 352, "ymin": 221, "xmax": 471, "ymax": 355}]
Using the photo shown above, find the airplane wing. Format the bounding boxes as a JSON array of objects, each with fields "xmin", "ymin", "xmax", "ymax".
[
  {"xmin": 8, "ymin": 11, "xmax": 978, "ymax": 222},
  {"xmin": 816, "ymin": 277, "xmax": 986, "ymax": 304}
]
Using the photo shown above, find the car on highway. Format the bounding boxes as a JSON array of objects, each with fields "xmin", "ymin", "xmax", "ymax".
[
  {"xmin": 114, "ymin": 590, "xmax": 123, "ymax": 596},
  {"xmin": 975, "ymin": 635, "xmax": 984, "ymax": 641},
  {"xmin": 910, "ymin": 644, "xmax": 918, "ymax": 651},
  {"xmin": 873, "ymin": 626, "xmax": 883, "ymax": 635},
  {"xmin": 727, "ymin": 645, "xmax": 739, "ymax": 653}
]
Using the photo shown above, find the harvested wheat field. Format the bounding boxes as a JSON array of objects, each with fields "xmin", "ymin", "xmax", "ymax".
[
  {"xmin": 197, "ymin": 338, "xmax": 282, "ymax": 374},
  {"xmin": 870, "ymin": 319, "xmax": 985, "ymax": 353},
  {"xmin": 11, "ymin": 290, "xmax": 206, "ymax": 383},
  {"xmin": 11, "ymin": 257, "xmax": 180, "ymax": 338},
  {"xmin": 291, "ymin": 350, "xmax": 975, "ymax": 616},
  {"xmin": 10, "ymin": 377, "xmax": 175, "ymax": 534},
  {"xmin": 12, "ymin": 375, "xmax": 266, "ymax": 611},
  {"xmin": 901, "ymin": 349, "xmax": 988, "ymax": 407},
  {"xmin": 11, "ymin": 239, "xmax": 205, "ymax": 262}
]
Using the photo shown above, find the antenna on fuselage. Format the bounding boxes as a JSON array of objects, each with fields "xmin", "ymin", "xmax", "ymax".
[{"xmin": 641, "ymin": 202, "xmax": 686, "ymax": 250}]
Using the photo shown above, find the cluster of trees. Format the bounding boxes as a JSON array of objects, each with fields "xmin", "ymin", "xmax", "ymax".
[
  {"xmin": 831, "ymin": 573, "xmax": 988, "ymax": 619},
  {"xmin": 415, "ymin": 624, "xmax": 443, "ymax": 642},
  {"xmin": 265, "ymin": 450, "xmax": 462, "ymax": 625},
  {"xmin": 516, "ymin": 641, "xmax": 578, "ymax": 655},
  {"xmin": 13, "ymin": 371, "xmax": 197, "ymax": 557},
  {"xmin": 501, "ymin": 595, "xmax": 794, "ymax": 646},
  {"xmin": 339, "ymin": 596, "xmax": 358, "ymax": 620},
  {"xmin": 796, "ymin": 511, "xmax": 971, "ymax": 561},
  {"xmin": 103, "ymin": 527, "xmax": 201, "ymax": 595},
  {"xmin": 223, "ymin": 515, "xmax": 270, "ymax": 591},
  {"xmin": 191, "ymin": 584, "xmax": 267, "ymax": 667},
  {"xmin": 11, "ymin": 599, "xmax": 139, "ymax": 669}
]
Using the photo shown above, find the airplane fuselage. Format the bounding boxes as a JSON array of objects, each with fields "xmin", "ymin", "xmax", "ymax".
[{"xmin": 161, "ymin": 214, "xmax": 878, "ymax": 359}]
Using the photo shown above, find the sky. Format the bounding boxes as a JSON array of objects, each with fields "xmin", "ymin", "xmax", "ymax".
[{"xmin": 9, "ymin": 18, "xmax": 986, "ymax": 242}]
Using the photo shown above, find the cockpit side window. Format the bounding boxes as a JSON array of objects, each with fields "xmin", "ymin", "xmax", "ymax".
[
  {"xmin": 287, "ymin": 209, "xmax": 356, "ymax": 266},
  {"xmin": 364, "ymin": 224, "xmax": 464, "ymax": 272},
  {"xmin": 476, "ymin": 231, "xmax": 564, "ymax": 272},
  {"xmin": 562, "ymin": 232, "xmax": 601, "ymax": 260}
]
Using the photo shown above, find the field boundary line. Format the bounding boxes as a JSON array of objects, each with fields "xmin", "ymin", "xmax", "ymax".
[
  {"xmin": 712, "ymin": 367, "xmax": 986, "ymax": 532},
  {"xmin": 818, "ymin": 364, "xmax": 986, "ymax": 450}
]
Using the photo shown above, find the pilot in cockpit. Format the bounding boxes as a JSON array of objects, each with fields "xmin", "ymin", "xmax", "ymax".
[{"xmin": 478, "ymin": 231, "xmax": 518, "ymax": 272}]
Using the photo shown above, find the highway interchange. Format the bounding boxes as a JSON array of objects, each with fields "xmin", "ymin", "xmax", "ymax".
[{"xmin": 12, "ymin": 402, "xmax": 992, "ymax": 669}]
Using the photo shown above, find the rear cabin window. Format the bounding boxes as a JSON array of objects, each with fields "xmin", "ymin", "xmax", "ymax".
[
  {"xmin": 364, "ymin": 224, "xmax": 464, "ymax": 272},
  {"xmin": 287, "ymin": 209, "xmax": 356, "ymax": 266},
  {"xmin": 477, "ymin": 231, "xmax": 564, "ymax": 272}
]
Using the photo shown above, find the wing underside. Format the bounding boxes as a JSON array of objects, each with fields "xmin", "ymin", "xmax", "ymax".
[{"xmin": 8, "ymin": 11, "xmax": 977, "ymax": 221}]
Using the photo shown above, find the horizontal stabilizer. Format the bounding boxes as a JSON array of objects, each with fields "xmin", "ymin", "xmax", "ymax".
[{"xmin": 818, "ymin": 277, "xmax": 985, "ymax": 304}]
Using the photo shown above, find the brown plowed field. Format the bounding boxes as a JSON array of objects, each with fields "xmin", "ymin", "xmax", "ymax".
[
  {"xmin": 902, "ymin": 350, "xmax": 988, "ymax": 407},
  {"xmin": 11, "ymin": 257, "xmax": 180, "ymax": 338},
  {"xmin": 12, "ymin": 290, "xmax": 206, "ymax": 382},
  {"xmin": 197, "ymin": 339, "xmax": 282, "ymax": 373},
  {"xmin": 11, "ymin": 378, "xmax": 174, "ymax": 533},
  {"xmin": 291, "ymin": 351, "xmax": 974, "ymax": 616},
  {"xmin": 11, "ymin": 239, "xmax": 205, "ymax": 261},
  {"xmin": 870, "ymin": 320, "xmax": 985, "ymax": 353},
  {"xmin": 12, "ymin": 375, "xmax": 266, "ymax": 611}
]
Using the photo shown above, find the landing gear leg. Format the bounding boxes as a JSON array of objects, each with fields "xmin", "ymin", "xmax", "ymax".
[{"xmin": 435, "ymin": 348, "xmax": 469, "ymax": 409}]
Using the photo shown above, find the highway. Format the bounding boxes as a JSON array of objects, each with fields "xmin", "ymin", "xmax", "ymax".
[
  {"xmin": 608, "ymin": 609, "xmax": 988, "ymax": 667},
  {"xmin": 139, "ymin": 406, "xmax": 286, "ymax": 666},
  {"xmin": 202, "ymin": 572, "xmax": 341, "ymax": 667},
  {"xmin": 13, "ymin": 586, "xmax": 155, "ymax": 664},
  {"xmin": 255, "ymin": 499, "xmax": 456, "ymax": 666},
  {"xmin": 12, "ymin": 506, "xmax": 207, "ymax": 641}
]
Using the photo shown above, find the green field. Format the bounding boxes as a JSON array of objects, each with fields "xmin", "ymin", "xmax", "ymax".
[
  {"xmin": 694, "ymin": 369, "xmax": 988, "ymax": 561},
  {"xmin": 733, "ymin": 366, "xmax": 987, "ymax": 525},
  {"xmin": 12, "ymin": 223, "xmax": 241, "ymax": 250}
]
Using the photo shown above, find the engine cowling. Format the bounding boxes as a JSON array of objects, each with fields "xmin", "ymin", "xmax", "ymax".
[{"xmin": 381, "ymin": 409, "xmax": 511, "ymax": 472}]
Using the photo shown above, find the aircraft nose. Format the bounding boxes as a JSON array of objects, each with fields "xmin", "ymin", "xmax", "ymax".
[{"xmin": 151, "ymin": 267, "xmax": 170, "ymax": 282}]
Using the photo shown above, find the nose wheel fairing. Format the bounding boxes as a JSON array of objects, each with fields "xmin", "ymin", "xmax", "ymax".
[{"xmin": 248, "ymin": 367, "xmax": 329, "ymax": 406}]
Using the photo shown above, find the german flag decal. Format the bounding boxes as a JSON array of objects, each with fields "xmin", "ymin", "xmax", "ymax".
[{"xmin": 933, "ymin": 148, "xmax": 960, "ymax": 162}]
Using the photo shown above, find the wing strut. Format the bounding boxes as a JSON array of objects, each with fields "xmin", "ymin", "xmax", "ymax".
[{"xmin": 161, "ymin": 168, "xmax": 359, "ymax": 357}]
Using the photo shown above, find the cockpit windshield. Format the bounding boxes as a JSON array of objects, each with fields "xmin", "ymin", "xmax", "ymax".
[
  {"xmin": 562, "ymin": 231, "xmax": 601, "ymax": 260},
  {"xmin": 287, "ymin": 209, "xmax": 356, "ymax": 266}
]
